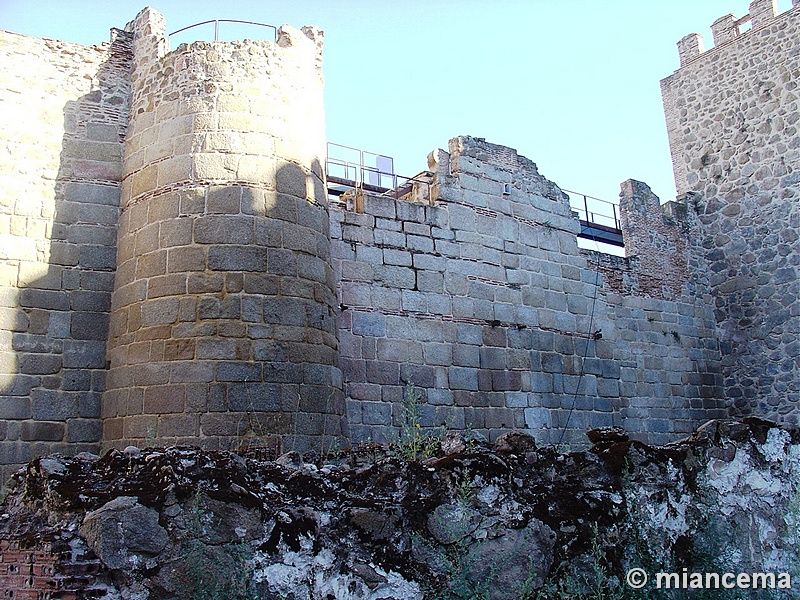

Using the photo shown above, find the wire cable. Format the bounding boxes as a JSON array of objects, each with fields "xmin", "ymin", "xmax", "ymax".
[{"xmin": 556, "ymin": 240, "xmax": 604, "ymax": 449}]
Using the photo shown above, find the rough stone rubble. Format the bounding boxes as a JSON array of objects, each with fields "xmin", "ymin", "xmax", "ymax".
[{"xmin": 1, "ymin": 419, "xmax": 798, "ymax": 599}]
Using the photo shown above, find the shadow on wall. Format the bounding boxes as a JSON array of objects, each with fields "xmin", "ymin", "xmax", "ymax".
[{"xmin": 0, "ymin": 33, "xmax": 131, "ymax": 483}]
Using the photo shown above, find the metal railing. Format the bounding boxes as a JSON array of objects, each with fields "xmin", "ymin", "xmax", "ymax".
[
  {"xmin": 563, "ymin": 189, "xmax": 620, "ymax": 231},
  {"xmin": 168, "ymin": 19, "xmax": 278, "ymax": 42},
  {"xmin": 326, "ymin": 142, "xmax": 395, "ymax": 188},
  {"xmin": 325, "ymin": 142, "xmax": 432, "ymax": 202}
]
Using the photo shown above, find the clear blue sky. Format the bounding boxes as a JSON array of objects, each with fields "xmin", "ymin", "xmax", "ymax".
[{"xmin": 2, "ymin": 0, "xmax": 793, "ymax": 205}]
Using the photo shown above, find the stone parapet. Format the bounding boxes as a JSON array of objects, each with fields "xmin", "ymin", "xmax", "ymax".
[{"xmin": 711, "ymin": 14, "xmax": 739, "ymax": 46}]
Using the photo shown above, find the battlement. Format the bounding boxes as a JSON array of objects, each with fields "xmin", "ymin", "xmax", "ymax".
[{"xmin": 676, "ymin": 0, "xmax": 798, "ymax": 65}]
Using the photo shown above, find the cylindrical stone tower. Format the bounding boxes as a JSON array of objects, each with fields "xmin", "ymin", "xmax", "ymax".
[{"xmin": 103, "ymin": 8, "xmax": 343, "ymax": 453}]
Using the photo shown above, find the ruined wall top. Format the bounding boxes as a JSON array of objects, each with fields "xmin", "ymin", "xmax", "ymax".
[
  {"xmin": 444, "ymin": 136, "xmax": 566, "ymax": 205},
  {"xmin": 677, "ymin": 0, "xmax": 797, "ymax": 66},
  {"xmin": 122, "ymin": 7, "xmax": 323, "ymax": 74}
]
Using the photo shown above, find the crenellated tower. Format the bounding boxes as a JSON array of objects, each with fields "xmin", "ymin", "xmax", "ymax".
[
  {"xmin": 103, "ymin": 8, "xmax": 343, "ymax": 453},
  {"xmin": 661, "ymin": 0, "xmax": 800, "ymax": 422}
]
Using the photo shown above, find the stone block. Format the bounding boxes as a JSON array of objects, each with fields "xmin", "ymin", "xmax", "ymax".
[
  {"xmin": 63, "ymin": 340, "xmax": 106, "ymax": 369},
  {"xmin": 299, "ymin": 385, "xmax": 336, "ymax": 413},
  {"xmin": 169, "ymin": 361, "xmax": 214, "ymax": 383},
  {"xmin": 276, "ymin": 163, "xmax": 307, "ymax": 198},
  {"xmin": 407, "ymin": 235, "xmax": 434, "ymax": 253},
  {"xmin": 0, "ymin": 442, "xmax": 32, "ymax": 465},
  {"xmin": 70, "ymin": 290, "xmax": 112, "ymax": 313},
  {"xmin": 396, "ymin": 201, "xmax": 425, "ymax": 223},
  {"xmin": 157, "ymin": 414, "xmax": 199, "ymax": 438},
  {"xmin": 228, "ymin": 383, "xmax": 281, "ymax": 412},
  {"xmin": 32, "ymin": 390, "xmax": 78, "ymax": 420},
  {"xmin": 158, "ymin": 218, "xmax": 193, "ymax": 248},
  {"xmin": 140, "ymin": 298, "xmax": 178, "ymax": 327},
  {"xmin": 449, "ymin": 366, "xmax": 478, "ymax": 391},
  {"xmin": 243, "ymin": 274, "xmax": 280, "ymax": 295},
  {"xmin": 80, "ymin": 391, "xmax": 102, "ymax": 418},
  {"xmin": 492, "ymin": 370, "xmax": 522, "ymax": 391},
  {"xmin": 63, "ymin": 369, "xmax": 92, "ymax": 391},
  {"xmin": 597, "ymin": 378, "xmax": 620, "ymax": 397},
  {"xmin": 383, "ymin": 248, "xmax": 412, "ymax": 266},
  {"xmin": 206, "ymin": 186, "xmax": 242, "ymax": 214},
  {"xmin": 399, "ymin": 363, "xmax": 435, "ymax": 388},
  {"xmin": 135, "ymin": 251, "xmax": 167, "ymax": 279},
  {"xmin": 479, "ymin": 347, "xmax": 507, "ymax": 370},
  {"xmin": 216, "ymin": 362, "xmax": 262, "ymax": 382},
  {"xmin": 374, "ymin": 228, "xmax": 405, "ymax": 246},
  {"xmin": 452, "ymin": 344, "xmax": 480, "ymax": 368},
  {"xmin": 363, "ymin": 196, "xmax": 396, "ymax": 219},
  {"xmin": 400, "ymin": 290, "xmax": 426, "ymax": 313},
  {"xmin": 19, "ymin": 288, "xmax": 69, "ymax": 311},
  {"xmin": 366, "ymin": 361, "xmax": 399, "ymax": 385},
  {"xmin": 456, "ymin": 323, "xmax": 483, "ymax": 346},
  {"xmin": 49, "ymin": 242, "xmax": 80, "ymax": 267},
  {"xmin": 292, "ymin": 412, "xmax": 325, "ymax": 436},
  {"xmin": 540, "ymin": 352, "xmax": 563, "ymax": 373},
  {"xmin": 194, "ymin": 215, "xmax": 254, "ymax": 244},
  {"xmin": 422, "ymin": 342, "xmax": 452, "ymax": 366},
  {"xmin": 208, "ymin": 245, "xmax": 267, "ymax": 272},
  {"xmin": 297, "ymin": 254, "xmax": 326, "ymax": 283},
  {"xmin": 143, "ymin": 385, "xmax": 185, "ymax": 414},
  {"xmin": 263, "ymin": 297, "xmax": 306, "ymax": 326},
  {"xmin": 261, "ymin": 362, "xmax": 302, "ymax": 384},
  {"xmin": 80, "ymin": 245, "xmax": 118, "ymax": 271},
  {"xmin": 427, "ymin": 389, "xmax": 454, "ymax": 406},
  {"xmin": 376, "ymin": 338, "xmax": 408, "ymax": 362},
  {"xmin": 69, "ymin": 311, "xmax": 110, "ymax": 340},
  {"xmin": 66, "ymin": 418, "xmax": 103, "ymax": 442},
  {"xmin": 19, "ymin": 353, "xmax": 61, "ymax": 375},
  {"xmin": 352, "ymin": 311, "xmax": 386, "ymax": 337},
  {"xmin": 201, "ymin": 413, "xmax": 249, "ymax": 437},
  {"xmin": 427, "ymin": 294, "xmax": 452, "ymax": 316},
  {"xmin": 197, "ymin": 295, "xmax": 242, "ymax": 319},
  {"xmin": 47, "ymin": 311, "xmax": 71, "ymax": 339},
  {"xmin": 373, "ymin": 265, "xmax": 415, "ymax": 289},
  {"xmin": 0, "ymin": 396, "xmax": 32, "ymax": 419},
  {"xmin": 360, "ymin": 401, "xmax": 392, "ymax": 425},
  {"xmin": 417, "ymin": 271, "xmax": 444, "ymax": 294}
]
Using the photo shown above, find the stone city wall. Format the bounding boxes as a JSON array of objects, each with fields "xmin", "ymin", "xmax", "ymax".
[
  {"xmin": 332, "ymin": 136, "xmax": 725, "ymax": 448},
  {"xmin": 661, "ymin": 0, "xmax": 800, "ymax": 422},
  {"xmin": 2, "ymin": 1, "xmax": 795, "ymax": 483},
  {"xmin": 0, "ymin": 27, "xmax": 131, "ymax": 483}
]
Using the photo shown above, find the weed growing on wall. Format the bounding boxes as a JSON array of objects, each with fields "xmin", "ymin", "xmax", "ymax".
[{"xmin": 395, "ymin": 380, "xmax": 441, "ymax": 460}]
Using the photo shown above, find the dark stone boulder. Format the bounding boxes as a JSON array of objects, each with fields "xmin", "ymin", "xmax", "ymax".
[{"xmin": 80, "ymin": 496, "xmax": 168, "ymax": 570}]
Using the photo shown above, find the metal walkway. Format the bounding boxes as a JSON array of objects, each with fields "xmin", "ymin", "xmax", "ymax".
[
  {"xmin": 563, "ymin": 190, "xmax": 624, "ymax": 247},
  {"xmin": 325, "ymin": 143, "xmax": 624, "ymax": 248}
]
